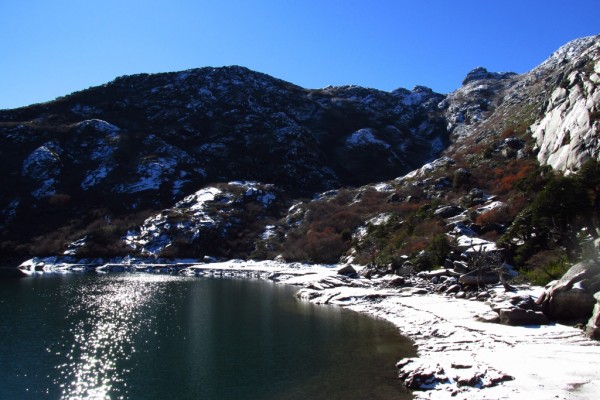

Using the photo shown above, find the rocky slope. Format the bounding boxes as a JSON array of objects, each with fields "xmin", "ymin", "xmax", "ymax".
[
  {"xmin": 0, "ymin": 66, "xmax": 447, "ymax": 259},
  {"xmin": 444, "ymin": 35, "xmax": 600, "ymax": 169},
  {"xmin": 1, "ymin": 35, "xmax": 599, "ymax": 268}
]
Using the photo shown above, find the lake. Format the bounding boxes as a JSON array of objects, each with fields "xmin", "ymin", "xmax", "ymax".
[{"xmin": 0, "ymin": 273, "xmax": 415, "ymax": 399}]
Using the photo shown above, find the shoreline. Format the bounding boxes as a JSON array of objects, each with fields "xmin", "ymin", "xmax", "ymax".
[{"xmin": 17, "ymin": 258, "xmax": 600, "ymax": 399}]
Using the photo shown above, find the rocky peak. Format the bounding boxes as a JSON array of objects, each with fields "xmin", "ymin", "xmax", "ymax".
[
  {"xmin": 533, "ymin": 35, "xmax": 600, "ymax": 75},
  {"xmin": 442, "ymin": 67, "xmax": 520, "ymax": 141},
  {"xmin": 462, "ymin": 67, "xmax": 517, "ymax": 85}
]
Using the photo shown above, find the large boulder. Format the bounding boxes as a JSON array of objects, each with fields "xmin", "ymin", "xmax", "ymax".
[
  {"xmin": 586, "ymin": 292, "xmax": 600, "ymax": 340},
  {"xmin": 538, "ymin": 259, "xmax": 600, "ymax": 321},
  {"xmin": 337, "ymin": 264, "xmax": 357, "ymax": 276},
  {"xmin": 498, "ymin": 308, "xmax": 549, "ymax": 326}
]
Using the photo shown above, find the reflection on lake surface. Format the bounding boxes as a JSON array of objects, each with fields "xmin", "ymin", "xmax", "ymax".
[{"xmin": 0, "ymin": 273, "xmax": 415, "ymax": 399}]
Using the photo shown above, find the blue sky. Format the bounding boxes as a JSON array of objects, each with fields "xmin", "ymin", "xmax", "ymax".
[{"xmin": 0, "ymin": 0, "xmax": 598, "ymax": 109}]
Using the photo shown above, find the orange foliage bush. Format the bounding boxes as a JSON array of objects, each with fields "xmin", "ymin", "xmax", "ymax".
[{"xmin": 475, "ymin": 207, "xmax": 508, "ymax": 226}]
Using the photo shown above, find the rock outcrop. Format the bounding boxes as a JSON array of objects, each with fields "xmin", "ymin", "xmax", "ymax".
[
  {"xmin": 531, "ymin": 36, "xmax": 600, "ymax": 173},
  {"xmin": 586, "ymin": 292, "xmax": 600, "ymax": 339},
  {"xmin": 538, "ymin": 258, "xmax": 600, "ymax": 321}
]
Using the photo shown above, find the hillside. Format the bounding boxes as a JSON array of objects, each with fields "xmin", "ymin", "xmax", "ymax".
[{"xmin": 1, "ymin": 35, "xmax": 599, "ymax": 281}]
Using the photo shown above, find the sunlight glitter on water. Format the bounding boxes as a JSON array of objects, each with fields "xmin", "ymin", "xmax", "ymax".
[
  {"xmin": 2, "ymin": 273, "xmax": 414, "ymax": 399},
  {"xmin": 52, "ymin": 275, "xmax": 179, "ymax": 400}
]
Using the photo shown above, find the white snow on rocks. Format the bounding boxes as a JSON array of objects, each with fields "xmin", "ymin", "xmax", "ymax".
[
  {"xmin": 261, "ymin": 225, "xmax": 276, "ymax": 240},
  {"xmin": 22, "ymin": 142, "xmax": 63, "ymax": 198},
  {"xmin": 345, "ymin": 128, "xmax": 391, "ymax": 149},
  {"xmin": 121, "ymin": 182, "xmax": 279, "ymax": 256},
  {"xmin": 113, "ymin": 135, "xmax": 202, "ymax": 194},
  {"xmin": 534, "ymin": 35, "xmax": 599, "ymax": 75},
  {"xmin": 81, "ymin": 166, "xmax": 112, "ymax": 190},
  {"xmin": 121, "ymin": 158, "xmax": 177, "ymax": 193},
  {"xmin": 347, "ymin": 287, "xmax": 600, "ymax": 400},
  {"xmin": 125, "ymin": 187, "xmax": 222, "ymax": 255},
  {"xmin": 401, "ymin": 157, "xmax": 455, "ymax": 180},
  {"xmin": 371, "ymin": 182, "xmax": 394, "ymax": 192},
  {"xmin": 77, "ymin": 119, "xmax": 121, "ymax": 137},
  {"xmin": 353, "ymin": 213, "xmax": 393, "ymax": 241},
  {"xmin": 476, "ymin": 200, "xmax": 505, "ymax": 215},
  {"xmin": 229, "ymin": 181, "xmax": 277, "ymax": 206},
  {"xmin": 181, "ymin": 260, "xmax": 600, "ymax": 399},
  {"xmin": 77, "ymin": 120, "xmax": 121, "ymax": 190},
  {"xmin": 456, "ymin": 235, "xmax": 497, "ymax": 253},
  {"xmin": 175, "ymin": 187, "xmax": 221, "ymax": 213}
]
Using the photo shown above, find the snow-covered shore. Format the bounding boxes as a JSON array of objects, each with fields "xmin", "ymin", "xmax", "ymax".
[{"xmin": 19, "ymin": 258, "xmax": 600, "ymax": 399}]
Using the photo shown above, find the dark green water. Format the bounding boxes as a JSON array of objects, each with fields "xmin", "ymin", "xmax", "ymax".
[{"xmin": 0, "ymin": 273, "xmax": 414, "ymax": 399}]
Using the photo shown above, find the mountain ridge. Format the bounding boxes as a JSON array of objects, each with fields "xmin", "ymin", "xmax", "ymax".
[{"xmin": 1, "ymin": 35, "xmax": 599, "ymax": 274}]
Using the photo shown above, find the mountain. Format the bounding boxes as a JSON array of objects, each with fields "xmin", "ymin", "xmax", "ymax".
[
  {"xmin": 1, "ymin": 35, "xmax": 599, "ymax": 274},
  {"xmin": 0, "ymin": 66, "xmax": 447, "ymax": 259}
]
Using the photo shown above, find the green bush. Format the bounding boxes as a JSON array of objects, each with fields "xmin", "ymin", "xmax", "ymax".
[
  {"xmin": 521, "ymin": 250, "xmax": 570, "ymax": 286},
  {"xmin": 501, "ymin": 170, "xmax": 595, "ymax": 266}
]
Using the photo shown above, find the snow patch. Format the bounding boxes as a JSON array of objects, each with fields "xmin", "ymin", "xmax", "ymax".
[
  {"xmin": 115, "ymin": 157, "xmax": 179, "ymax": 194},
  {"xmin": 354, "ymin": 213, "xmax": 393, "ymax": 240},
  {"xmin": 77, "ymin": 120, "xmax": 122, "ymax": 190},
  {"xmin": 261, "ymin": 225, "xmax": 277, "ymax": 240},
  {"xmin": 457, "ymin": 235, "xmax": 497, "ymax": 253},
  {"xmin": 77, "ymin": 119, "xmax": 121, "ymax": 138},
  {"xmin": 372, "ymin": 183, "xmax": 394, "ymax": 192},
  {"xmin": 476, "ymin": 201, "xmax": 506, "ymax": 214},
  {"xmin": 401, "ymin": 157, "xmax": 455, "ymax": 180},
  {"xmin": 22, "ymin": 143, "xmax": 62, "ymax": 199},
  {"xmin": 81, "ymin": 166, "xmax": 112, "ymax": 190},
  {"xmin": 345, "ymin": 128, "xmax": 390, "ymax": 149},
  {"xmin": 176, "ymin": 187, "xmax": 221, "ymax": 211},
  {"xmin": 230, "ymin": 181, "xmax": 277, "ymax": 206},
  {"xmin": 124, "ymin": 187, "xmax": 223, "ymax": 255}
]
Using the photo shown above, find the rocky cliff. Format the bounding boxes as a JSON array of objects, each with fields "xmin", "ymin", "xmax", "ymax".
[{"xmin": 531, "ymin": 36, "xmax": 600, "ymax": 173}]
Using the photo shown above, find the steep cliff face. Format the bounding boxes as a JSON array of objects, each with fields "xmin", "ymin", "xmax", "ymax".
[{"xmin": 530, "ymin": 36, "xmax": 600, "ymax": 173}]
